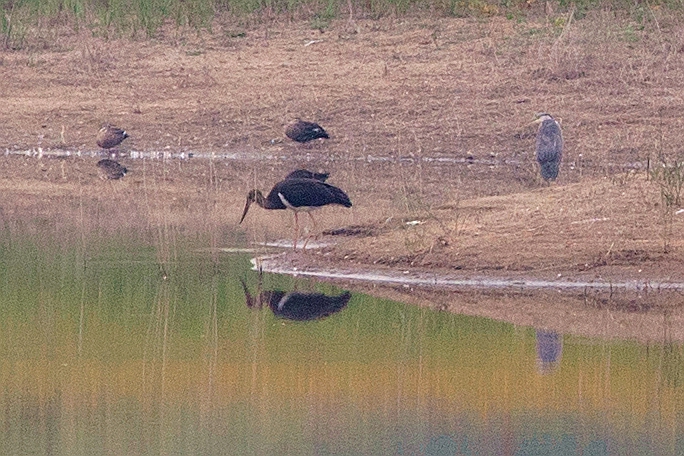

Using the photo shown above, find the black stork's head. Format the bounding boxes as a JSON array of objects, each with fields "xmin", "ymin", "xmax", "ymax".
[
  {"xmin": 285, "ymin": 119, "xmax": 329, "ymax": 143},
  {"xmin": 240, "ymin": 189, "xmax": 273, "ymax": 224}
]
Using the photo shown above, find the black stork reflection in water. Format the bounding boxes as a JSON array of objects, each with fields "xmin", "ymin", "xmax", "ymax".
[
  {"xmin": 240, "ymin": 279, "xmax": 351, "ymax": 321},
  {"xmin": 285, "ymin": 119, "xmax": 329, "ymax": 143},
  {"xmin": 239, "ymin": 178, "xmax": 352, "ymax": 249},
  {"xmin": 284, "ymin": 169, "xmax": 329, "ymax": 181}
]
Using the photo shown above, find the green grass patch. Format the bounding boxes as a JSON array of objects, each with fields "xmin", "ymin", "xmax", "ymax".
[{"xmin": 2, "ymin": 0, "xmax": 684, "ymax": 48}]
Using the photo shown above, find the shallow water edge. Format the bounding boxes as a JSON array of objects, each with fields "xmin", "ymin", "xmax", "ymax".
[
  {"xmin": 253, "ymin": 254, "xmax": 684, "ymax": 292},
  {"xmin": 254, "ymin": 253, "xmax": 684, "ymax": 343}
]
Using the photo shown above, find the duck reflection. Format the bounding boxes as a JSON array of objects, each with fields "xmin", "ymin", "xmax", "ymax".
[
  {"xmin": 535, "ymin": 329, "xmax": 563, "ymax": 374},
  {"xmin": 240, "ymin": 279, "xmax": 351, "ymax": 321}
]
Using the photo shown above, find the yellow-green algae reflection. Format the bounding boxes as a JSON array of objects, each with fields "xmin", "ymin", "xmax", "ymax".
[{"xmin": 0, "ymin": 234, "xmax": 682, "ymax": 455}]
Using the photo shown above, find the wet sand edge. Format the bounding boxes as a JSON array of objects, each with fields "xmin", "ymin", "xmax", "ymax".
[{"xmin": 254, "ymin": 251, "xmax": 684, "ymax": 343}]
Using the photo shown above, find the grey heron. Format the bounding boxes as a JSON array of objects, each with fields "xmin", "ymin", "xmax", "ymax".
[{"xmin": 533, "ymin": 113, "xmax": 563, "ymax": 181}]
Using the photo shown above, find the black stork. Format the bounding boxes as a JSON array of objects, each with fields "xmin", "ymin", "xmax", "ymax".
[
  {"xmin": 96, "ymin": 159, "xmax": 127, "ymax": 179},
  {"xmin": 239, "ymin": 178, "xmax": 352, "ymax": 249},
  {"xmin": 284, "ymin": 169, "xmax": 329, "ymax": 181},
  {"xmin": 285, "ymin": 119, "xmax": 329, "ymax": 143},
  {"xmin": 97, "ymin": 124, "xmax": 129, "ymax": 150}
]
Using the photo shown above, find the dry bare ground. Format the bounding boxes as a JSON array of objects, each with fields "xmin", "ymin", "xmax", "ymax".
[{"xmin": 2, "ymin": 9, "xmax": 684, "ymax": 329}]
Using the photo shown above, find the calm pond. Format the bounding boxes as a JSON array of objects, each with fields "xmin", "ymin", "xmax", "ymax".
[{"xmin": 0, "ymin": 219, "xmax": 682, "ymax": 455}]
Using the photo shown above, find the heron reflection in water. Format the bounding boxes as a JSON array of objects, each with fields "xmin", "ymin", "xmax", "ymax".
[
  {"xmin": 535, "ymin": 329, "xmax": 563, "ymax": 374},
  {"xmin": 240, "ymin": 279, "xmax": 351, "ymax": 321}
]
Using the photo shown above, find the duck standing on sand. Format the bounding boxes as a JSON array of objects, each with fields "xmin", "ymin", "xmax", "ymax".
[
  {"xmin": 97, "ymin": 124, "xmax": 129, "ymax": 150},
  {"xmin": 285, "ymin": 119, "xmax": 329, "ymax": 143}
]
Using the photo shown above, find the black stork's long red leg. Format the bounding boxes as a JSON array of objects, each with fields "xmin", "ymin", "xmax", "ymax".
[
  {"xmin": 293, "ymin": 212, "xmax": 300, "ymax": 250},
  {"xmin": 301, "ymin": 212, "xmax": 318, "ymax": 250},
  {"xmin": 308, "ymin": 212, "xmax": 318, "ymax": 232}
]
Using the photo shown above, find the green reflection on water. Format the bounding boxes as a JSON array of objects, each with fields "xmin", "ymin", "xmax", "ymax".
[{"xmin": 0, "ymin": 232, "xmax": 682, "ymax": 455}]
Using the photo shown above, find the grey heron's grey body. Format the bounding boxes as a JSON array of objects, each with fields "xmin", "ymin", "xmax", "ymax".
[{"xmin": 534, "ymin": 113, "xmax": 563, "ymax": 181}]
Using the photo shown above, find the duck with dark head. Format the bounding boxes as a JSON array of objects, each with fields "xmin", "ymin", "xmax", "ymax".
[
  {"xmin": 97, "ymin": 124, "xmax": 129, "ymax": 151},
  {"xmin": 285, "ymin": 119, "xmax": 329, "ymax": 143}
]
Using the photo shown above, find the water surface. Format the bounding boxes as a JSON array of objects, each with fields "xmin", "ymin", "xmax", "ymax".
[{"xmin": 0, "ymin": 220, "xmax": 682, "ymax": 455}]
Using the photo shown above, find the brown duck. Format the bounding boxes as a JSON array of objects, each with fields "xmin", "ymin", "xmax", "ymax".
[
  {"xmin": 97, "ymin": 124, "xmax": 129, "ymax": 149},
  {"xmin": 97, "ymin": 159, "xmax": 127, "ymax": 180},
  {"xmin": 285, "ymin": 119, "xmax": 329, "ymax": 143}
]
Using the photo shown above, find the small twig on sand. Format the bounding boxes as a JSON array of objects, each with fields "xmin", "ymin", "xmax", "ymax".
[{"xmin": 605, "ymin": 242, "xmax": 615, "ymax": 261}]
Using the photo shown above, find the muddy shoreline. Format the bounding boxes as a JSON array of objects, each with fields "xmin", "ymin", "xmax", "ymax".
[
  {"xmin": 254, "ymin": 251, "xmax": 684, "ymax": 343},
  {"xmin": 2, "ymin": 14, "xmax": 684, "ymax": 338}
]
